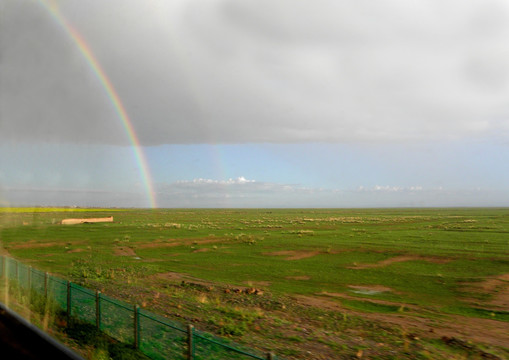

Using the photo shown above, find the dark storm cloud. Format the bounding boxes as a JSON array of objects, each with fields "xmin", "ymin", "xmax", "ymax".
[{"xmin": 2, "ymin": 0, "xmax": 509, "ymax": 146}]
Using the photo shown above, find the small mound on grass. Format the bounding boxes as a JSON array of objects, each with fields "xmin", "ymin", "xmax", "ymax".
[
  {"xmin": 113, "ymin": 247, "xmax": 137, "ymax": 257},
  {"xmin": 286, "ymin": 275, "xmax": 311, "ymax": 281}
]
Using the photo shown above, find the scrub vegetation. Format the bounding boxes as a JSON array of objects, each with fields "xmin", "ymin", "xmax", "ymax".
[{"xmin": 1, "ymin": 207, "xmax": 508, "ymax": 359}]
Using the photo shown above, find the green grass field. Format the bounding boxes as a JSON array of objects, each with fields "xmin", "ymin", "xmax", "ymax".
[{"xmin": 1, "ymin": 207, "xmax": 508, "ymax": 359}]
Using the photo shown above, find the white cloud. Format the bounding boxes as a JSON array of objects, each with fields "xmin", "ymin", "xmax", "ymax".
[
  {"xmin": 162, "ymin": 177, "xmax": 305, "ymax": 196},
  {"xmin": 155, "ymin": 177, "xmax": 318, "ymax": 207},
  {"xmin": 177, "ymin": 177, "xmax": 256, "ymax": 185},
  {"xmin": 153, "ymin": 179, "xmax": 508, "ymax": 207},
  {"xmin": 359, "ymin": 185, "xmax": 425, "ymax": 192}
]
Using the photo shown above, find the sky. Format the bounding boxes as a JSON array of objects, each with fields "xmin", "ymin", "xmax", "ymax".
[{"xmin": 1, "ymin": 0, "xmax": 508, "ymax": 208}]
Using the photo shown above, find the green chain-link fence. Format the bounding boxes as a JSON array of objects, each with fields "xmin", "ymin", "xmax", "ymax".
[{"xmin": 0, "ymin": 256, "xmax": 280, "ymax": 360}]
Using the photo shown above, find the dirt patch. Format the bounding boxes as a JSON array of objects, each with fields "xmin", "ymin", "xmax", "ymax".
[
  {"xmin": 244, "ymin": 281, "xmax": 271, "ymax": 287},
  {"xmin": 264, "ymin": 250, "xmax": 321, "ymax": 260},
  {"xmin": 286, "ymin": 275, "xmax": 311, "ymax": 281},
  {"xmin": 264, "ymin": 250, "xmax": 295, "ymax": 257},
  {"xmin": 349, "ymin": 255, "xmax": 451, "ymax": 269},
  {"xmin": 155, "ymin": 272, "xmax": 188, "ymax": 282},
  {"xmin": 11, "ymin": 240, "xmax": 86, "ymax": 250},
  {"xmin": 481, "ymin": 274, "xmax": 509, "ymax": 309},
  {"xmin": 137, "ymin": 240, "xmax": 181, "ymax": 249},
  {"xmin": 348, "ymin": 285, "xmax": 393, "ymax": 294},
  {"xmin": 498, "ymin": 274, "xmax": 509, "ymax": 281},
  {"xmin": 189, "ymin": 238, "xmax": 226, "ymax": 245},
  {"xmin": 318, "ymin": 291, "xmax": 409, "ymax": 309},
  {"xmin": 462, "ymin": 273, "xmax": 509, "ymax": 309},
  {"xmin": 66, "ymin": 248, "xmax": 85, "ymax": 253},
  {"xmin": 192, "ymin": 248, "xmax": 210, "ymax": 253},
  {"xmin": 153, "ymin": 272, "xmax": 268, "ymax": 294},
  {"xmin": 294, "ymin": 294, "xmax": 509, "ymax": 349},
  {"xmin": 294, "ymin": 294, "xmax": 346, "ymax": 312},
  {"xmin": 113, "ymin": 247, "xmax": 137, "ymax": 257},
  {"xmin": 286, "ymin": 251, "xmax": 320, "ymax": 260},
  {"xmin": 153, "ymin": 272, "xmax": 218, "ymax": 289},
  {"xmin": 12, "ymin": 242, "xmax": 59, "ymax": 249}
]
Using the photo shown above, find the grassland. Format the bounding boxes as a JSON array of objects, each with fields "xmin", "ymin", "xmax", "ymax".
[{"xmin": 1, "ymin": 207, "xmax": 508, "ymax": 359}]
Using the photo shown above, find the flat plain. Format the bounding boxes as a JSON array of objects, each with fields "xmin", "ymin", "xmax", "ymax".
[{"xmin": 1, "ymin": 208, "xmax": 508, "ymax": 359}]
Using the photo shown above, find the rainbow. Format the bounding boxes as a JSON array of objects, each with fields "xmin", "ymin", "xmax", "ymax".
[{"xmin": 38, "ymin": 0, "xmax": 157, "ymax": 208}]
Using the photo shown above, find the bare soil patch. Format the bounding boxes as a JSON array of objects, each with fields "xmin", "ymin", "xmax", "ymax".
[
  {"xmin": 137, "ymin": 240, "xmax": 180, "ymax": 249},
  {"xmin": 189, "ymin": 238, "xmax": 227, "ymax": 245},
  {"xmin": 294, "ymin": 294, "xmax": 346, "ymax": 312},
  {"xmin": 286, "ymin": 275, "xmax": 311, "ymax": 281},
  {"xmin": 12, "ymin": 242, "xmax": 59, "ymax": 249},
  {"xmin": 66, "ymin": 248, "xmax": 85, "ymax": 253},
  {"xmin": 244, "ymin": 280, "xmax": 271, "ymax": 287},
  {"xmin": 294, "ymin": 294, "xmax": 509, "ymax": 349},
  {"xmin": 192, "ymin": 248, "xmax": 210, "ymax": 253},
  {"xmin": 462, "ymin": 273, "xmax": 509, "ymax": 309},
  {"xmin": 113, "ymin": 247, "xmax": 137, "ymax": 257},
  {"xmin": 348, "ymin": 285, "xmax": 393, "ymax": 293},
  {"xmin": 480, "ymin": 274, "xmax": 509, "ymax": 309},
  {"xmin": 349, "ymin": 255, "xmax": 451, "ymax": 269},
  {"xmin": 152, "ymin": 272, "xmax": 268, "ymax": 294},
  {"xmin": 318, "ymin": 291, "xmax": 409, "ymax": 309},
  {"xmin": 264, "ymin": 250, "xmax": 321, "ymax": 260},
  {"xmin": 153, "ymin": 272, "xmax": 217, "ymax": 289},
  {"xmin": 154, "ymin": 272, "xmax": 188, "ymax": 282}
]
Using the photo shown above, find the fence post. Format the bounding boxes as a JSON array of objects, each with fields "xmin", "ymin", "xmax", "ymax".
[
  {"xmin": 2, "ymin": 257, "xmax": 7, "ymax": 307},
  {"xmin": 187, "ymin": 324, "xmax": 194, "ymax": 360},
  {"xmin": 96, "ymin": 290, "xmax": 101, "ymax": 330},
  {"xmin": 67, "ymin": 281, "xmax": 72, "ymax": 322},
  {"xmin": 14, "ymin": 259, "xmax": 18, "ymax": 281},
  {"xmin": 267, "ymin": 352, "xmax": 275, "ymax": 360},
  {"xmin": 28, "ymin": 266, "xmax": 32, "ymax": 291},
  {"xmin": 44, "ymin": 272, "xmax": 48, "ymax": 298},
  {"xmin": 134, "ymin": 305, "xmax": 140, "ymax": 349},
  {"xmin": 27, "ymin": 266, "xmax": 32, "ymax": 305}
]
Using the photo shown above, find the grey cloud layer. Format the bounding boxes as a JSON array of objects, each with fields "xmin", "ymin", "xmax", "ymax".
[{"xmin": 2, "ymin": 0, "xmax": 509, "ymax": 145}]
